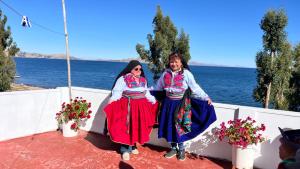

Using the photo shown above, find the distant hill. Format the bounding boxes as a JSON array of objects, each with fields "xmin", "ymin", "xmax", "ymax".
[
  {"xmin": 15, "ymin": 51, "xmax": 243, "ymax": 68},
  {"xmin": 96, "ymin": 58, "xmax": 223, "ymax": 67},
  {"xmin": 188, "ymin": 60, "xmax": 231, "ymax": 67},
  {"xmin": 15, "ymin": 51, "xmax": 79, "ymax": 60},
  {"xmin": 96, "ymin": 57, "xmax": 146, "ymax": 63}
]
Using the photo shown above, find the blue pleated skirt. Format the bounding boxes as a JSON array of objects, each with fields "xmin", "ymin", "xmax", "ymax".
[{"xmin": 158, "ymin": 97, "xmax": 217, "ymax": 143}]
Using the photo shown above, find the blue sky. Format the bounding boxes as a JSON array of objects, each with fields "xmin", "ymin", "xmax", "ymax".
[{"xmin": 1, "ymin": 0, "xmax": 299, "ymax": 68}]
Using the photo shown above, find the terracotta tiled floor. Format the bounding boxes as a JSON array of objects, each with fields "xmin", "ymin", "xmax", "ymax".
[{"xmin": 0, "ymin": 131, "xmax": 232, "ymax": 169}]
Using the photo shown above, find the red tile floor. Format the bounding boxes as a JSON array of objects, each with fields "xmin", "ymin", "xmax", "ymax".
[{"xmin": 0, "ymin": 131, "xmax": 232, "ymax": 169}]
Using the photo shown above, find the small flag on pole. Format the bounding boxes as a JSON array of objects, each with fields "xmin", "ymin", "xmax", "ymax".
[{"xmin": 21, "ymin": 16, "xmax": 31, "ymax": 27}]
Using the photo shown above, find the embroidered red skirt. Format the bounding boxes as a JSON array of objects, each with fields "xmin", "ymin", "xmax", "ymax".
[{"xmin": 104, "ymin": 97, "xmax": 158, "ymax": 145}]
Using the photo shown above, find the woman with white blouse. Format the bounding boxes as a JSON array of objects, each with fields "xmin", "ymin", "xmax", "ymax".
[
  {"xmin": 104, "ymin": 60, "xmax": 158, "ymax": 161},
  {"xmin": 154, "ymin": 53, "xmax": 217, "ymax": 161}
]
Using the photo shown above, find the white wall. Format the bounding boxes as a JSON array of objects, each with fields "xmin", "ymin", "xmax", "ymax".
[
  {"xmin": 1, "ymin": 87, "xmax": 300, "ymax": 169},
  {"xmin": 0, "ymin": 89, "xmax": 61, "ymax": 141}
]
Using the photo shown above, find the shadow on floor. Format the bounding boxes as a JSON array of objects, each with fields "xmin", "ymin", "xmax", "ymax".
[
  {"xmin": 119, "ymin": 161, "xmax": 134, "ymax": 169},
  {"xmin": 84, "ymin": 132, "xmax": 120, "ymax": 152}
]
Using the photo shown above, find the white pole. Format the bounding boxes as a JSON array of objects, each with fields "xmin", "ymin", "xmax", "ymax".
[{"xmin": 61, "ymin": 0, "xmax": 72, "ymax": 101}]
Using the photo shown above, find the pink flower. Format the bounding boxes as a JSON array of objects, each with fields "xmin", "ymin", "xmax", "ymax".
[
  {"xmin": 79, "ymin": 112, "xmax": 84, "ymax": 118},
  {"xmin": 260, "ymin": 124, "xmax": 266, "ymax": 131},
  {"xmin": 216, "ymin": 116, "xmax": 266, "ymax": 148},
  {"xmin": 228, "ymin": 120, "xmax": 233, "ymax": 124},
  {"xmin": 56, "ymin": 97, "xmax": 93, "ymax": 131},
  {"xmin": 239, "ymin": 127, "xmax": 245, "ymax": 133},
  {"xmin": 71, "ymin": 123, "xmax": 77, "ymax": 129},
  {"xmin": 220, "ymin": 122, "xmax": 225, "ymax": 127}
]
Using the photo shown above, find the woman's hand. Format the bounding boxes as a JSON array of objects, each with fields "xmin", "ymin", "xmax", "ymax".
[
  {"xmin": 108, "ymin": 99, "xmax": 113, "ymax": 104},
  {"xmin": 151, "ymin": 100, "xmax": 157, "ymax": 105},
  {"xmin": 207, "ymin": 98, "xmax": 212, "ymax": 105}
]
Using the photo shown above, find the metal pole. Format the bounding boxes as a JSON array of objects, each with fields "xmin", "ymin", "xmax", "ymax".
[{"xmin": 61, "ymin": 0, "xmax": 72, "ymax": 101}]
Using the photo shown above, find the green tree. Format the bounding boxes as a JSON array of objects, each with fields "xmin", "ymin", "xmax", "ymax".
[
  {"xmin": 0, "ymin": 10, "xmax": 20, "ymax": 91},
  {"xmin": 253, "ymin": 51, "xmax": 273, "ymax": 107},
  {"xmin": 289, "ymin": 44, "xmax": 300, "ymax": 111},
  {"xmin": 136, "ymin": 6, "xmax": 190, "ymax": 81},
  {"xmin": 175, "ymin": 29, "xmax": 190, "ymax": 62},
  {"xmin": 253, "ymin": 9, "xmax": 288, "ymax": 108},
  {"xmin": 272, "ymin": 42, "xmax": 293, "ymax": 110}
]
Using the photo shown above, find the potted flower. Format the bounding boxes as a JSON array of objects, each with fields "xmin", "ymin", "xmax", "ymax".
[
  {"xmin": 55, "ymin": 97, "xmax": 92, "ymax": 137},
  {"xmin": 215, "ymin": 116, "xmax": 266, "ymax": 169}
]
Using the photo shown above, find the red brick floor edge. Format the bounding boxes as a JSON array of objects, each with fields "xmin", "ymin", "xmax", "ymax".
[{"xmin": 0, "ymin": 131, "xmax": 232, "ymax": 169}]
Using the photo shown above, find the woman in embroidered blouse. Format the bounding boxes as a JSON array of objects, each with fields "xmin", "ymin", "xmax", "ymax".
[
  {"xmin": 104, "ymin": 60, "xmax": 158, "ymax": 161},
  {"xmin": 154, "ymin": 53, "xmax": 217, "ymax": 161}
]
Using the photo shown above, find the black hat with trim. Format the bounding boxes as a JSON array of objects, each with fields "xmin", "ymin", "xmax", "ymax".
[{"xmin": 279, "ymin": 127, "xmax": 300, "ymax": 150}]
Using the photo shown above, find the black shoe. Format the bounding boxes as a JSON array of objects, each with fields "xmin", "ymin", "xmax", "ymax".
[
  {"xmin": 164, "ymin": 149, "xmax": 177, "ymax": 158},
  {"xmin": 178, "ymin": 150, "xmax": 185, "ymax": 161}
]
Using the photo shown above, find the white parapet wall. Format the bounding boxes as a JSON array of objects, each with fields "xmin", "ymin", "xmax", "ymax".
[
  {"xmin": 1, "ymin": 86, "xmax": 300, "ymax": 169},
  {"xmin": 0, "ymin": 88, "xmax": 62, "ymax": 141}
]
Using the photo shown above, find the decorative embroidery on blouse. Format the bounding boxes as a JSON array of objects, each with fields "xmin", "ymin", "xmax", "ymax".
[
  {"xmin": 163, "ymin": 70, "xmax": 184, "ymax": 89},
  {"xmin": 124, "ymin": 73, "xmax": 146, "ymax": 88},
  {"xmin": 163, "ymin": 70, "xmax": 185, "ymax": 100}
]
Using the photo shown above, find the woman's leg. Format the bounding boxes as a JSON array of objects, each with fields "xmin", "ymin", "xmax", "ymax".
[
  {"xmin": 178, "ymin": 142, "xmax": 185, "ymax": 161},
  {"xmin": 120, "ymin": 144, "xmax": 132, "ymax": 153},
  {"xmin": 120, "ymin": 144, "xmax": 132, "ymax": 160},
  {"xmin": 131, "ymin": 143, "xmax": 139, "ymax": 154}
]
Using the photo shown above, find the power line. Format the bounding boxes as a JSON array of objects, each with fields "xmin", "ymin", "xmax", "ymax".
[
  {"xmin": 30, "ymin": 20, "xmax": 65, "ymax": 36},
  {"xmin": 0, "ymin": 0, "xmax": 22, "ymax": 16},
  {"xmin": 0, "ymin": 0, "xmax": 65, "ymax": 36}
]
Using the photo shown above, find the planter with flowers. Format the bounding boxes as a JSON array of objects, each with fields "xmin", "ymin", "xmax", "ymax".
[
  {"xmin": 55, "ymin": 97, "xmax": 92, "ymax": 137},
  {"xmin": 215, "ymin": 116, "xmax": 266, "ymax": 169}
]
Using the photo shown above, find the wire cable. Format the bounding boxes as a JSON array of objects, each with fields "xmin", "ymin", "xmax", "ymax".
[{"xmin": 0, "ymin": 0, "xmax": 65, "ymax": 36}]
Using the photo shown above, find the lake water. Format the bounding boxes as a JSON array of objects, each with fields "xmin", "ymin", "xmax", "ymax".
[{"xmin": 14, "ymin": 58, "xmax": 260, "ymax": 107}]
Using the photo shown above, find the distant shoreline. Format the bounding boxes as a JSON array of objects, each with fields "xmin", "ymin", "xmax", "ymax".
[{"xmin": 10, "ymin": 83, "xmax": 45, "ymax": 91}]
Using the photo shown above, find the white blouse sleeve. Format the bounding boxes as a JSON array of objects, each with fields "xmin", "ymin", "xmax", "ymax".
[
  {"xmin": 154, "ymin": 72, "xmax": 165, "ymax": 91},
  {"xmin": 109, "ymin": 76, "xmax": 126, "ymax": 102},
  {"xmin": 145, "ymin": 82, "xmax": 156, "ymax": 104},
  {"xmin": 185, "ymin": 70, "xmax": 210, "ymax": 100}
]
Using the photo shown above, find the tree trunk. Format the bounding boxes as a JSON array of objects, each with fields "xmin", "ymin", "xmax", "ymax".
[
  {"xmin": 264, "ymin": 51, "xmax": 275, "ymax": 109},
  {"xmin": 265, "ymin": 83, "xmax": 271, "ymax": 108}
]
